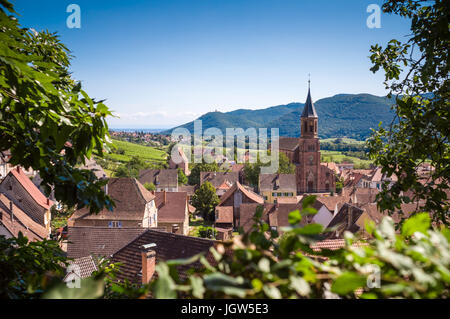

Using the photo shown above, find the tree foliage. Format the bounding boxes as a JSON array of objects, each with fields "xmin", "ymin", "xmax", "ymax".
[
  {"xmin": 149, "ymin": 200, "xmax": 450, "ymax": 299},
  {"xmin": 367, "ymin": 0, "xmax": 449, "ymax": 224},
  {"xmin": 0, "ymin": 234, "xmax": 67, "ymax": 298},
  {"xmin": 188, "ymin": 161, "xmax": 220, "ymax": 185},
  {"xmin": 177, "ymin": 167, "xmax": 188, "ymax": 185},
  {"xmin": 191, "ymin": 181, "xmax": 220, "ymax": 222},
  {"xmin": 0, "ymin": 0, "xmax": 113, "ymax": 214}
]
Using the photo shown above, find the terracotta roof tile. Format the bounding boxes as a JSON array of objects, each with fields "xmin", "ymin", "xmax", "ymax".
[
  {"xmin": 111, "ymin": 229, "xmax": 215, "ymax": 283},
  {"xmin": 67, "ymin": 226, "xmax": 147, "ymax": 258},
  {"xmin": 219, "ymin": 181, "xmax": 264, "ymax": 206},
  {"xmin": 200, "ymin": 172, "xmax": 239, "ymax": 189},
  {"xmin": 259, "ymin": 174, "xmax": 296, "ymax": 192},
  {"xmin": 70, "ymin": 178, "xmax": 154, "ymax": 222},
  {"xmin": 278, "ymin": 137, "xmax": 299, "ymax": 151},
  {"xmin": 215, "ymin": 206, "xmax": 233, "ymax": 224},
  {"xmin": 0, "ymin": 194, "xmax": 48, "ymax": 240},
  {"xmin": 10, "ymin": 167, "xmax": 53, "ymax": 209},
  {"xmin": 138, "ymin": 169, "xmax": 178, "ymax": 189},
  {"xmin": 155, "ymin": 191, "xmax": 187, "ymax": 223}
]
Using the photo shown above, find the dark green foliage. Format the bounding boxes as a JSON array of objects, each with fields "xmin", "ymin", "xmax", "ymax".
[
  {"xmin": 177, "ymin": 168, "xmax": 188, "ymax": 185},
  {"xmin": 150, "ymin": 200, "xmax": 450, "ymax": 299},
  {"xmin": 143, "ymin": 182, "xmax": 156, "ymax": 191},
  {"xmin": 188, "ymin": 161, "xmax": 220, "ymax": 185},
  {"xmin": 114, "ymin": 156, "xmax": 147, "ymax": 178},
  {"xmin": 0, "ymin": 234, "xmax": 67, "ymax": 298},
  {"xmin": 367, "ymin": 0, "xmax": 449, "ymax": 225},
  {"xmin": 191, "ymin": 182, "xmax": 220, "ymax": 222},
  {"xmin": 198, "ymin": 226, "xmax": 217, "ymax": 239},
  {"xmin": 0, "ymin": 1, "xmax": 113, "ymax": 214}
]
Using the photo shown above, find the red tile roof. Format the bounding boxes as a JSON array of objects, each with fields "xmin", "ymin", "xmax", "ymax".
[
  {"xmin": 67, "ymin": 226, "xmax": 147, "ymax": 258},
  {"xmin": 219, "ymin": 181, "xmax": 264, "ymax": 206},
  {"xmin": 215, "ymin": 206, "xmax": 233, "ymax": 224},
  {"xmin": 200, "ymin": 171, "xmax": 239, "ymax": 189},
  {"xmin": 0, "ymin": 194, "xmax": 48, "ymax": 240},
  {"xmin": 155, "ymin": 191, "xmax": 188, "ymax": 223},
  {"xmin": 10, "ymin": 167, "xmax": 53, "ymax": 210},
  {"xmin": 111, "ymin": 229, "xmax": 216, "ymax": 283},
  {"xmin": 70, "ymin": 178, "xmax": 155, "ymax": 222},
  {"xmin": 310, "ymin": 239, "xmax": 368, "ymax": 252}
]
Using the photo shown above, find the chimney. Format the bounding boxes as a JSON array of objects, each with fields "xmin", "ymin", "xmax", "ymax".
[
  {"xmin": 46, "ymin": 198, "xmax": 50, "ymax": 206},
  {"xmin": 347, "ymin": 205, "xmax": 352, "ymax": 229},
  {"xmin": 105, "ymin": 183, "xmax": 108, "ymax": 195},
  {"xmin": 16, "ymin": 166, "xmax": 20, "ymax": 173},
  {"xmin": 163, "ymin": 190, "xmax": 167, "ymax": 205},
  {"xmin": 9, "ymin": 200, "xmax": 13, "ymax": 221},
  {"xmin": 140, "ymin": 243, "xmax": 157, "ymax": 284}
]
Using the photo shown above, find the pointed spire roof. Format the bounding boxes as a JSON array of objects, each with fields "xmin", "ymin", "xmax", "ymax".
[{"xmin": 301, "ymin": 79, "xmax": 318, "ymax": 118}]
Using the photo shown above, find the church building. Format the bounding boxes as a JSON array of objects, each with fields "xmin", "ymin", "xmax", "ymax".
[{"xmin": 279, "ymin": 83, "xmax": 336, "ymax": 194}]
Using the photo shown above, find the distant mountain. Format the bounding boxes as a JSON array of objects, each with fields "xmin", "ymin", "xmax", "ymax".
[{"xmin": 164, "ymin": 93, "xmax": 396, "ymax": 140}]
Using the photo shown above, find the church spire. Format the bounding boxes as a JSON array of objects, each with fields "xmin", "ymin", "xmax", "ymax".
[{"xmin": 301, "ymin": 77, "xmax": 318, "ymax": 118}]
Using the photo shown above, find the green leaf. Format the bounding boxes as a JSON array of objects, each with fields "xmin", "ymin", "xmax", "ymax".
[
  {"xmin": 190, "ymin": 276, "xmax": 205, "ymax": 299},
  {"xmin": 43, "ymin": 277, "xmax": 105, "ymax": 299},
  {"xmin": 288, "ymin": 210, "xmax": 302, "ymax": 225},
  {"xmin": 401, "ymin": 213, "xmax": 431, "ymax": 237},
  {"xmin": 331, "ymin": 272, "xmax": 366, "ymax": 295}
]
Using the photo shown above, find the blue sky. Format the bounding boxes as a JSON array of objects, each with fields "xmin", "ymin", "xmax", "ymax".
[{"xmin": 15, "ymin": 0, "xmax": 411, "ymax": 128}]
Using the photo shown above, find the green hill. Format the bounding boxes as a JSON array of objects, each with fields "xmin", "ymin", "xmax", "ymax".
[{"xmin": 164, "ymin": 93, "xmax": 396, "ymax": 140}]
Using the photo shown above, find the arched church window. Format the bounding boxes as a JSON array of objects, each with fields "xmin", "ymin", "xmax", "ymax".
[{"xmin": 309, "ymin": 155, "xmax": 314, "ymax": 165}]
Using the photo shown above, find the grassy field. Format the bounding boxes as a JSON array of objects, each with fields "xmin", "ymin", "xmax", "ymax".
[
  {"xmin": 321, "ymin": 150, "xmax": 372, "ymax": 168},
  {"xmin": 109, "ymin": 139, "xmax": 168, "ymax": 163},
  {"xmin": 320, "ymin": 137, "xmax": 366, "ymax": 144}
]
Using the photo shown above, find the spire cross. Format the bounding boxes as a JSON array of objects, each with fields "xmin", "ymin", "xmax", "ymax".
[{"xmin": 308, "ymin": 74, "xmax": 311, "ymax": 89}]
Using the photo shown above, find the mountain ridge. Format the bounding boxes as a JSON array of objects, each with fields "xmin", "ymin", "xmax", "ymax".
[{"xmin": 163, "ymin": 93, "xmax": 396, "ymax": 140}]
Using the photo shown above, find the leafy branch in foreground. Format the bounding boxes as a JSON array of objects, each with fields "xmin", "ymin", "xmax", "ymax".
[
  {"xmin": 0, "ymin": 0, "xmax": 113, "ymax": 214},
  {"xmin": 150, "ymin": 198, "xmax": 450, "ymax": 299},
  {"xmin": 366, "ymin": 0, "xmax": 449, "ymax": 225}
]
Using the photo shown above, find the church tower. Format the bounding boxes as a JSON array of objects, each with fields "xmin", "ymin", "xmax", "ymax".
[{"xmin": 296, "ymin": 80, "xmax": 322, "ymax": 193}]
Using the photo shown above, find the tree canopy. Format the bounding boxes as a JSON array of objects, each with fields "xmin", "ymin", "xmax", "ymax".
[
  {"xmin": 367, "ymin": 0, "xmax": 449, "ymax": 225},
  {"xmin": 0, "ymin": 0, "xmax": 113, "ymax": 214}
]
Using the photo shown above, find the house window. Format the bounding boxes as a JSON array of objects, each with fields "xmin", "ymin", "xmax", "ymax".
[
  {"xmin": 277, "ymin": 192, "xmax": 282, "ymax": 197},
  {"xmin": 272, "ymin": 192, "xmax": 276, "ymax": 197},
  {"xmin": 264, "ymin": 196, "xmax": 268, "ymax": 200}
]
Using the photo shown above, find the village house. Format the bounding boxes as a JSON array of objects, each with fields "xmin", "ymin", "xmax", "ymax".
[
  {"xmin": 68, "ymin": 178, "xmax": 158, "ymax": 229},
  {"xmin": 79, "ymin": 157, "xmax": 108, "ymax": 180},
  {"xmin": 0, "ymin": 193, "xmax": 49, "ymax": 241},
  {"xmin": 237, "ymin": 202, "xmax": 307, "ymax": 234},
  {"xmin": 200, "ymin": 171, "xmax": 240, "ymax": 196},
  {"xmin": 154, "ymin": 191, "xmax": 189, "ymax": 235},
  {"xmin": 258, "ymin": 173, "xmax": 296, "ymax": 203},
  {"xmin": 324, "ymin": 203, "xmax": 365, "ymax": 239},
  {"xmin": 169, "ymin": 147, "xmax": 190, "ymax": 176},
  {"xmin": 0, "ymin": 167, "xmax": 53, "ymax": 237},
  {"xmin": 214, "ymin": 206, "xmax": 233, "ymax": 229},
  {"xmin": 217, "ymin": 181, "xmax": 264, "ymax": 229},
  {"xmin": 139, "ymin": 169, "xmax": 178, "ymax": 192}
]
